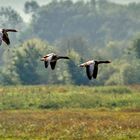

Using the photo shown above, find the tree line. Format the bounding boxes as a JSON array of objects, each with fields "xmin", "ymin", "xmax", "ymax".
[{"xmin": 0, "ymin": 0, "xmax": 140, "ymax": 85}]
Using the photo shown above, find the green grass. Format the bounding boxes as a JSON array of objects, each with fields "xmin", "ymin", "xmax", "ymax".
[
  {"xmin": 0, "ymin": 85, "xmax": 139, "ymax": 139},
  {"xmin": 0, "ymin": 85, "xmax": 139, "ymax": 111}
]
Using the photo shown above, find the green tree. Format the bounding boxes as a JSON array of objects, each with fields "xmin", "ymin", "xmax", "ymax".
[
  {"xmin": 55, "ymin": 37, "xmax": 92, "ymax": 60},
  {"xmin": 0, "ymin": 39, "xmax": 52, "ymax": 85},
  {"xmin": 104, "ymin": 59, "xmax": 140, "ymax": 85},
  {"xmin": 0, "ymin": 7, "xmax": 24, "ymax": 28},
  {"xmin": 132, "ymin": 35, "xmax": 140, "ymax": 58},
  {"xmin": 67, "ymin": 49, "xmax": 89, "ymax": 85},
  {"xmin": 24, "ymin": 1, "xmax": 39, "ymax": 14},
  {"xmin": 0, "ymin": 38, "xmax": 72, "ymax": 85},
  {"xmin": 0, "ymin": 7, "xmax": 25, "ymax": 46},
  {"xmin": 122, "ymin": 60, "xmax": 140, "ymax": 84}
]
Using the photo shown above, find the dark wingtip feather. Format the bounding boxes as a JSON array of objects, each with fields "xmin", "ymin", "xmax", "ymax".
[
  {"xmin": 50, "ymin": 61, "xmax": 57, "ymax": 70},
  {"xmin": 92, "ymin": 75, "xmax": 97, "ymax": 79},
  {"xmin": 86, "ymin": 66, "xmax": 93, "ymax": 80},
  {"xmin": 88, "ymin": 77, "xmax": 92, "ymax": 80}
]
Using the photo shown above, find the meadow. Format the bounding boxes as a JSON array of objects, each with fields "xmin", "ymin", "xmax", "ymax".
[{"xmin": 0, "ymin": 85, "xmax": 139, "ymax": 140}]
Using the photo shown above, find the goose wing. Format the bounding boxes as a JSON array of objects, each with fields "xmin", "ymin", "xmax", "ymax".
[
  {"xmin": 0, "ymin": 33, "xmax": 2, "ymax": 45},
  {"xmin": 86, "ymin": 64, "xmax": 94, "ymax": 80},
  {"xmin": 44, "ymin": 61, "xmax": 49, "ymax": 68},
  {"xmin": 93, "ymin": 64, "xmax": 98, "ymax": 79},
  {"xmin": 50, "ymin": 61, "xmax": 57, "ymax": 70},
  {"xmin": 2, "ymin": 32, "xmax": 10, "ymax": 45}
]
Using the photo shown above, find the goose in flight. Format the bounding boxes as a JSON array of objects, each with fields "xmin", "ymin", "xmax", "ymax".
[
  {"xmin": 79, "ymin": 60, "xmax": 111, "ymax": 80},
  {"xmin": 41, "ymin": 53, "xmax": 70, "ymax": 70},
  {"xmin": 0, "ymin": 28, "xmax": 17, "ymax": 45}
]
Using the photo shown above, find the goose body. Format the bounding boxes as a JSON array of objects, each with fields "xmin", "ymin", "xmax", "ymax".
[
  {"xmin": 80, "ymin": 60, "xmax": 111, "ymax": 80},
  {"xmin": 41, "ymin": 53, "xmax": 70, "ymax": 70},
  {"xmin": 0, "ymin": 29, "xmax": 17, "ymax": 45}
]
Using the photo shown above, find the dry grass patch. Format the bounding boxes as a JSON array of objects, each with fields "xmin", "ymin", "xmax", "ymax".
[{"xmin": 0, "ymin": 110, "xmax": 139, "ymax": 140}]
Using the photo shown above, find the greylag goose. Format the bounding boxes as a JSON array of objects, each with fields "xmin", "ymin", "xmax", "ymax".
[
  {"xmin": 80, "ymin": 60, "xmax": 111, "ymax": 80},
  {"xmin": 41, "ymin": 53, "xmax": 70, "ymax": 70},
  {"xmin": 0, "ymin": 29, "xmax": 17, "ymax": 45}
]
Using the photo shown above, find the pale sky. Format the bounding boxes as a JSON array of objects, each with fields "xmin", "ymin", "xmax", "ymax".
[{"xmin": 0, "ymin": 0, "xmax": 50, "ymax": 22}]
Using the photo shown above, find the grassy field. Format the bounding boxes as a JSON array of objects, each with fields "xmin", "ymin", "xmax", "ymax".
[
  {"xmin": 0, "ymin": 85, "xmax": 139, "ymax": 139},
  {"xmin": 0, "ymin": 85, "xmax": 140, "ymax": 110},
  {"xmin": 0, "ymin": 110, "xmax": 139, "ymax": 140}
]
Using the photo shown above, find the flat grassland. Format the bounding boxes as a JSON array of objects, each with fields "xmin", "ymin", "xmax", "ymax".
[{"xmin": 0, "ymin": 85, "xmax": 139, "ymax": 140}]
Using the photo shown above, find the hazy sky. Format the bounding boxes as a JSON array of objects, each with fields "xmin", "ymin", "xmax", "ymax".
[
  {"xmin": 0, "ymin": 0, "xmax": 50, "ymax": 22},
  {"xmin": 0, "ymin": 0, "xmax": 140, "ymax": 22}
]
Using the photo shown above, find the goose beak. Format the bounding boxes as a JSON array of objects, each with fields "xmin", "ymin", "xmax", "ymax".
[
  {"xmin": 40, "ymin": 58, "xmax": 45, "ymax": 61},
  {"xmin": 79, "ymin": 64, "xmax": 84, "ymax": 67}
]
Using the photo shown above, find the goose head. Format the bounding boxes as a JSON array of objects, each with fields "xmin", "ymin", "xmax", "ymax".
[
  {"xmin": 79, "ymin": 60, "xmax": 95, "ymax": 67},
  {"xmin": 40, "ymin": 53, "xmax": 56, "ymax": 61},
  {"xmin": 105, "ymin": 60, "xmax": 111, "ymax": 63}
]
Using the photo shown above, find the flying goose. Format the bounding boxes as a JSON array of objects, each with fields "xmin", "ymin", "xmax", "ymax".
[
  {"xmin": 41, "ymin": 53, "xmax": 70, "ymax": 70},
  {"xmin": 0, "ymin": 29, "xmax": 17, "ymax": 45},
  {"xmin": 79, "ymin": 60, "xmax": 111, "ymax": 80}
]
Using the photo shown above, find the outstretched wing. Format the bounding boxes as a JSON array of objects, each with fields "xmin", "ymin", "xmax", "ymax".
[
  {"xmin": 2, "ymin": 32, "xmax": 10, "ymax": 45},
  {"xmin": 0, "ymin": 33, "xmax": 2, "ymax": 45},
  {"xmin": 50, "ymin": 61, "xmax": 57, "ymax": 70},
  {"xmin": 86, "ymin": 64, "xmax": 94, "ymax": 80},
  {"xmin": 44, "ymin": 61, "xmax": 49, "ymax": 68},
  {"xmin": 93, "ymin": 64, "xmax": 98, "ymax": 79}
]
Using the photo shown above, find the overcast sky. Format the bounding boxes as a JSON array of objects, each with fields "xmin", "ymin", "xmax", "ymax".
[{"xmin": 0, "ymin": 0, "xmax": 140, "ymax": 22}]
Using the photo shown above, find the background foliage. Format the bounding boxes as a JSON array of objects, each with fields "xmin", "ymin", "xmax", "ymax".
[{"xmin": 0, "ymin": 0, "xmax": 140, "ymax": 85}]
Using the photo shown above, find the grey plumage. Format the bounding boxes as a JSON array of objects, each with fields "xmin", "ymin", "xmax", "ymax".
[
  {"xmin": 80, "ymin": 60, "xmax": 111, "ymax": 80},
  {"xmin": 0, "ymin": 28, "xmax": 17, "ymax": 46},
  {"xmin": 41, "ymin": 53, "xmax": 70, "ymax": 70}
]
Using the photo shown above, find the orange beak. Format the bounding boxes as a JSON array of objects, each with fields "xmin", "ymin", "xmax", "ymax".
[
  {"xmin": 40, "ymin": 57, "xmax": 45, "ymax": 61},
  {"xmin": 79, "ymin": 64, "xmax": 85, "ymax": 67}
]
